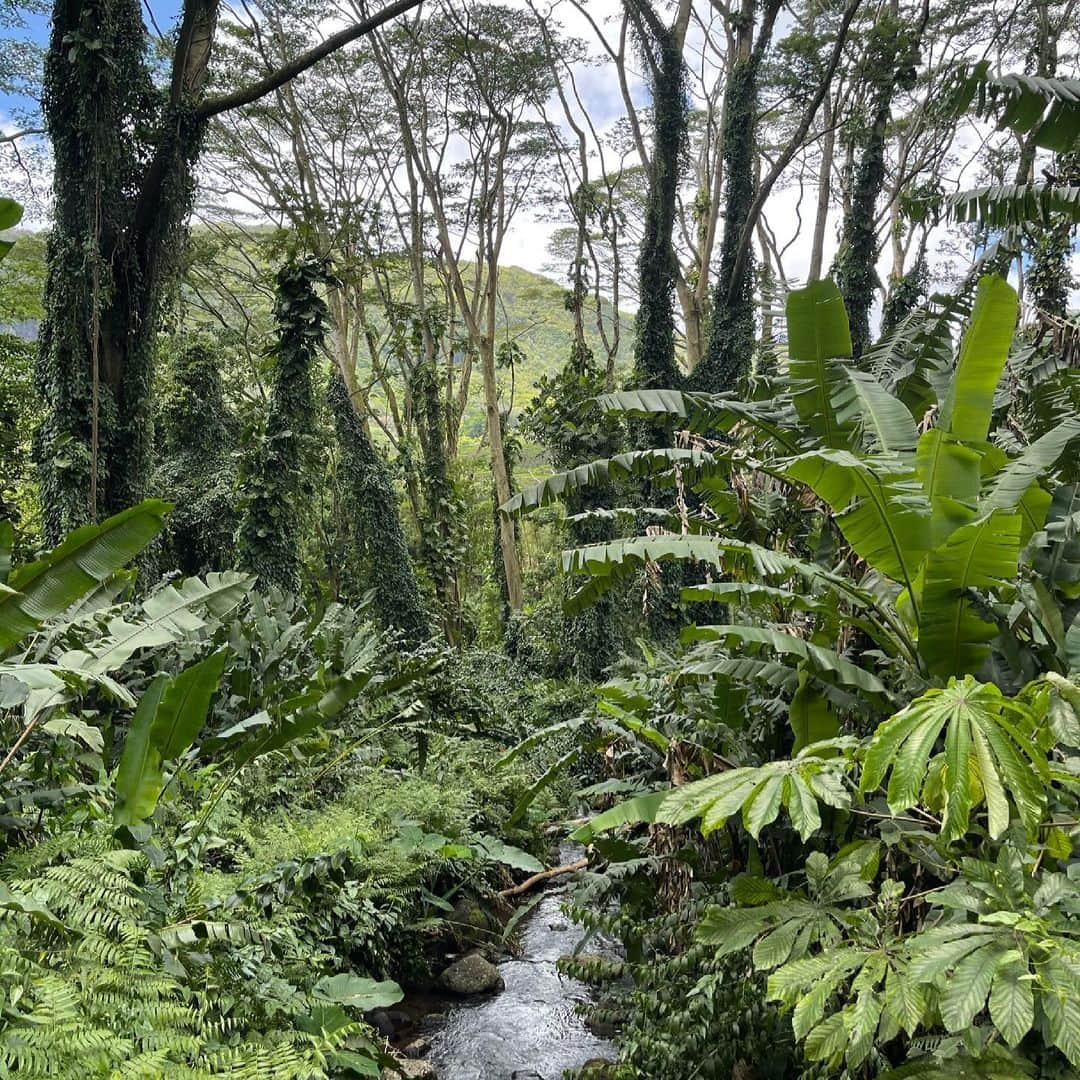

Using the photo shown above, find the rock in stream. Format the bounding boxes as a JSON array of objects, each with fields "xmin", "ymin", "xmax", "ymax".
[{"xmin": 419, "ymin": 862, "xmax": 617, "ymax": 1080}]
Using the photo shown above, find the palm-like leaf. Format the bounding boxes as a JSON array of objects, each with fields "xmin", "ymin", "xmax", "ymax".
[
  {"xmin": 0, "ymin": 501, "xmax": 171, "ymax": 653},
  {"xmin": 948, "ymin": 64, "xmax": 1080, "ymax": 151},
  {"xmin": 501, "ymin": 447, "xmax": 715, "ymax": 515},
  {"xmin": 596, "ymin": 389, "xmax": 803, "ymax": 452},
  {"xmin": 655, "ymin": 751, "xmax": 852, "ymax": 841},
  {"xmin": 684, "ymin": 624, "xmax": 888, "ymax": 699},
  {"xmin": 861, "ymin": 676, "xmax": 1048, "ymax": 841},
  {"xmin": 946, "ymin": 184, "xmax": 1080, "ymax": 227}
]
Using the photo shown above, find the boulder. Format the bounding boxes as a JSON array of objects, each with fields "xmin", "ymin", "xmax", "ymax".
[
  {"xmin": 580, "ymin": 1059, "xmax": 617, "ymax": 1078},
  {"xmin": 584, "ymin": 1015, "xmax": 618, "ymax": 1038},
  {"xmin": 402, "ymin": 1035, "xmax": 431, "ymax": 1058},
  {"xmin": 369, "ymin": 1009, "xmax": 395, "ymax": 1038},
  {"xmin": 450, "ymin": 896, "xmax": 494, "ymax": 947},
  {"xmin": 439, "ymin": 951, "xmax": 504, "ymax": 995}
]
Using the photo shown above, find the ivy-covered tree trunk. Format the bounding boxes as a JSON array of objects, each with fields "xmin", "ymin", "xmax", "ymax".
[
  {"xmin": 833, "ymin": 8, "xmax": 920, "ymax": 357},
  {"xmin": 328, "ymin": 371, "xmax": 431, "ymax": 640},
  {"xmin": 35, "ymin": 0, "xmax": 216, "ymax": 542},
  {"xmin": 33, "ymin": 0, "xmax": 418, "ymax": 544},
  {"xmin": 154, "ymin": 339, "xmax": 237, "ymax": 576},
  {"xmin": 411, "ymin": 356, "xmax": 463, "ymax": 642},
  {"xmin": 625, "ymin": 0, "xmax": 686, "ymax": 391},
  {"xmin": 688, "ymin": 0, "xmax": 780, "ymax": 394},
  {"xmin": 1028, "ymin": 149, "xmax": 1080, "ymax": 318},
  {"xmin": 235, "ymin": 258, "xmax": 323, "ymax": 595}
]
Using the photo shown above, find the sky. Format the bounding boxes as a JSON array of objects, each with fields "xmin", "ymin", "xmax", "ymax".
[{"xmin": 1, "ymin": 0, "xmax": 1077, "ymax": 311}]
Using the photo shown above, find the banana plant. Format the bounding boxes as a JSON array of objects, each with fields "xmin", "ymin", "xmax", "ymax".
[{"xmin": 522, "ymin": 276, "xmax": 1080, "ymax": 688}]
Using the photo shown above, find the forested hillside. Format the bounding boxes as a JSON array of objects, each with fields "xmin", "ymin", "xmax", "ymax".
[{"xmin": 1, "ymin": 0, "xmax": 1079, "ymax": 1078}]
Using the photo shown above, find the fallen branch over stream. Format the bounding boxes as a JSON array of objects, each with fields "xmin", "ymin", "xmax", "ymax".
[{"xmin": 498, "ymin": 858, "xmax": 588, "ymax": 898}]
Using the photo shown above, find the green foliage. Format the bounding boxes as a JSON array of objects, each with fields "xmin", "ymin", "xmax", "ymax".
[
  {"xmin": 328, "ymin": 369, "xmax": 431, "ymax": 639},
  {"xmin": 154, "ymin": 339, "xmax": 239, "ymax": 576},
  {"xmin": 0, "ymin": 333, "xmax": 39, "ymax": 553},
  {"xmin": 236, "ymin": 257, "xmax": 327, "ymax": 595},
  {"xmin": 526, "ymin": 266, "xmax": 1080, "ymax": 1078}
]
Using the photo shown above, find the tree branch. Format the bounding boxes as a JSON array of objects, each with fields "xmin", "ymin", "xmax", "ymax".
[
  {"xmin": 196, "ymin": 0, "xmax": 425, "ymax": 119},
  {"xmin": 497, "ymin": 858, "xmax": 588, "ymax": 897}
]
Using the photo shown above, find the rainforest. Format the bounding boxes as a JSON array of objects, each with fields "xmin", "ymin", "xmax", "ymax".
[{"xmin": 0, "ymin": 0, "xmax": 1079, "ymax": 1076}]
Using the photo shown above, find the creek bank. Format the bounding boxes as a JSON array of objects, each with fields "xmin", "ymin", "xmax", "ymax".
[{"xmin": 401, "ymin": 846, "xmax": 617, "ymax": 1080}]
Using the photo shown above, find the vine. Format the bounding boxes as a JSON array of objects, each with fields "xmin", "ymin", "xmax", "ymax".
[
  {"xmin": 329, "ymin": 369, "xmax": 432, "ymax": 640},
  {"xmin": 153, "ymin": 338, "xmax": 238, "ymax": 576},
  {"xmin": 625, "ymin": 0, "xmax": 687, "ymax": 392},
  {"xmin": 833, "ymin": 14, "xmax": 919, "ymax": 357},
  {"xmin": 235, "ymin": 257, "xmax": 325, "ymax": 595}
]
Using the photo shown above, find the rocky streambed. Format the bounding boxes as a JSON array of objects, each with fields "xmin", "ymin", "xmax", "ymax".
[{"xmin": 382, "ymin": 850, "xmax": 616, "ymax": 1080}]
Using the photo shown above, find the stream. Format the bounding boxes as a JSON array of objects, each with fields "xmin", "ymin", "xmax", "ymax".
[{"xmin": 421, "ymin": 852, "xmax": 615, "ymax": 1079}]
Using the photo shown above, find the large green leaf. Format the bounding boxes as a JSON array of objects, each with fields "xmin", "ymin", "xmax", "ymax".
[
  {"xmin": 114, "ymin": 650, "xmax": 228, "ymax": 826},
  {"xmin": 916, "ymin": 429, "xmax": 982, "ymax": 547},
  {"xmin": 861, "ymin": 676, "xmax": 1047, "ymax": 841},
  {"xmin": 72, "ymin": 571, "xmax": 254, "ymax": 673},
  {"xmin": 837, "ymin": 369, "xmax": 918, "ymax": 454},
  {"xmin": 0, "ymin": 501, "xmax": 171, "ymax": 653},
  {"xmin": 918, "ymin": 511, "xmax": 1022, "ymax": 677},
  {"xmin": 685, "ymin": 624, "xmax": 888, "ymax": 698},
  {"xmin": 939, "ymin": 276, "xmax": 1018, "ymax": 443},
  {"xmin": 314, "ymin": 973, "xmax": 403, "ymax": 1011},
  {"xmin": 788, "ymin": 674, "xmax": 839, "ymax": 753},
  {"xmin": 783, "ymin": 450, "xmax": 930, "ymax": 600},
  {"xmin": 786, "ymin": 279, "xmax": 855, "ymax": 449},
  {"xmin": 0, "ymin": 197, "xmax": 23, "ymax": 232},
  {"xmin": 501, "ymin": 448, "xmax": 715, "ymax": 515},
  {"xmin": 571, "ymin": 790, "xmax": 667, "ymax": 842}
]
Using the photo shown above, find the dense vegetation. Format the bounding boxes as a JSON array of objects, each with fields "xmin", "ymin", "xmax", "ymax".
[{"xmin": 1, "ymin": 0, "xmax": 1079, "ymax": 1077}]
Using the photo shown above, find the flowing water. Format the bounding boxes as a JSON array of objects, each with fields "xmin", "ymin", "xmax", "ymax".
[{"xmin": 423, "ymin": 853, "xmax": 614, "ymax": 1080}]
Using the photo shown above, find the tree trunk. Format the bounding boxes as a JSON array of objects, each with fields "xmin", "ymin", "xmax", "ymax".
[
  {"xmin": 689, "ymin": 0, "xmax": 780, "ymax": 394},
  {"xmin": 808, "ymin": 94, "xmax": 835, "ymax": 282},
  {"xmin": 36, "ymin": 0, "xmax": 217, "ymax": 542},
  {"xmin": 482, "ymin": 338, "xmax": 524, "ymax": 613}
]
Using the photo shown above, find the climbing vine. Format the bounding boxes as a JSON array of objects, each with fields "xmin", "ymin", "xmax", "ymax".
[
  {"xmin": 235, "ymin": 257, "xmax": 325, "ymax": 595},
  {"xmin": 625, "ymin": 0, "xmax": 687, "ymax": 392},
  {"xmin": 329, "ymin": 368, "xmax": 431, "ymax": 640},
  {"xmin": 153, "ymin": 338, "xmax": 237, "ymax": 576},
  {"xmin": 35, "ymin": 0, "xmax": 206, "ymax": 540},
  {"xmin": 834, "ymin": 13, "xmax": 919, "ymax": 357}
]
